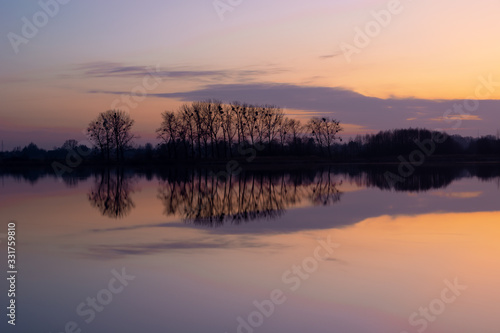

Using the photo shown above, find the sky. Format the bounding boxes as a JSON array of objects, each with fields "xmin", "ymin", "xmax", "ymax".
[{"xmin": 1, "ymin": 0, "xmax": 500, "ymax": 149}]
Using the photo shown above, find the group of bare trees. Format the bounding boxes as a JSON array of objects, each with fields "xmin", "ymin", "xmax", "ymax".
[
  {"xmin": 156, "ymin": 100, "xmax": 342, "ymax": 159},
  {"xmin": 85, "ymin": 101, "xmax": 342, "ymax": 162}
]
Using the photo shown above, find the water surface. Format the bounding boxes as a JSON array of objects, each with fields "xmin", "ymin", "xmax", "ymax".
[{"xmin": 1, "ymin": 166, "xmax": 499, "ymax": 333}]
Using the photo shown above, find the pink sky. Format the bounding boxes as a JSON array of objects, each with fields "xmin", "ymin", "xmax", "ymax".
[{"xmin": 1, "ymin": 0, "xmax": 500, "ymax": 149}]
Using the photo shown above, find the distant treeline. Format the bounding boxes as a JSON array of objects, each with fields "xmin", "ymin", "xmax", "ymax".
[
  {"xmin": 0, "ymin": 101, "xmax": 499, "ymax": 166},
  {"xmin": 336, "ymin": 128, "xmax": 500, "ymax": 160},
  {"xmin": 2, "ymin": 128, "xmax": 499, "ymax": 165}
]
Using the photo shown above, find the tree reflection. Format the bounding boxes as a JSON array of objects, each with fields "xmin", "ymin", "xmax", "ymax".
[
  {"xmin": 88, "ymin": 168, "xmax": 135, "ymax": 219},
  {"xmin": 157, "ymin": 169, "xmax": 343, "ymax": 226},
  {"xmin": 8, "ymin": 164, "xmax": 496, "ymax": 222},
  {"xmin": 340, "ymin": 165, "xmax": 468, "ymax": 192}
]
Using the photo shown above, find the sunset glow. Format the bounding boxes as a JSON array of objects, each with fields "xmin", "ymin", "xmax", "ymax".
[{"xmin": 2, "ymin": 0, "xmax": 500, "ymax": 148}]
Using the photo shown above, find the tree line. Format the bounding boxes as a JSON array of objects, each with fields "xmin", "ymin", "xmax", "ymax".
[
  {"xmin": 1, "ymin": 100, "xmax": 500, "ymax": 165},
  {"xmin": 155, "ymin": 100, "xmax": 342, "ymax": 160},
  {"xmin": 334, "ymin": 128, "xmax": 500, "ymax": 159}
]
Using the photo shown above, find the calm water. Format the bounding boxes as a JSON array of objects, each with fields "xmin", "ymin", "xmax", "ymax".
[{"xmin": 1, "ymin": 166, "xmax": 499, "ymax": 333}]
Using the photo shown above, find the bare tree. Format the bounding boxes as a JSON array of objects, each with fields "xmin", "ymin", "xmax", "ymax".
[
  {"xmin": 243, "ymin": 104, "xmax": 258, "ymax": 146},
  {"xmin": 278, "ymin": 118, "xmax": 293, "ymax": 152},
  {"xmin": 231, "ymin": 102, "xmax": 246, "ymax": 147},
  {"xmin": 109, "ymin": 110, "xmax": 136, "ymax": 160},
  {"xmin": 307, "ymin": 117, "xmax": 342, "ymax": 156},
  {"xmin": 87, "ymin": 110, "xmax": 135, "ymax": 161},
  {"xmin": 220, "ymin": 103, "xmax": 236, "ymax": 157},
  {"xmin": 264, "ymin": 106, "xmax": 284, "ymax": 146},
  {"xmin": 288, "ymin": 118, "xmax": 303, "ymax": 152},
  {"xmin": 87, "ymin": 113, "xmax": 113, "ymax": 160},
  {"xmin": 62, "ymin": 139, "xmax": 78, "ymax": 151},
  {"xmin": 179, "ymin": 104, "xmax": 196, "ymax": 158},
  {"xmin": 157, "ymin": 111, "xmax": 180, "ymax": 159}
]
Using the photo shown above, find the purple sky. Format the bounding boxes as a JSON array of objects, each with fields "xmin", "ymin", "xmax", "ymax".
[{"xmin": 1, "ymin": 0, "xmax": 500, "ymax": 149}]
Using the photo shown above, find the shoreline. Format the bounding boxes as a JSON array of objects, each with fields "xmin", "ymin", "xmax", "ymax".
[{"xmin": 1, "ymin": 155, "xmax": 500, "ymax": 171}]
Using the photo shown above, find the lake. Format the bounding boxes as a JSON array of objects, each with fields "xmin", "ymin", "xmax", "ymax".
[{"xmin": 1, "ymin": 165, "xmax": 499, "ymax": 333}]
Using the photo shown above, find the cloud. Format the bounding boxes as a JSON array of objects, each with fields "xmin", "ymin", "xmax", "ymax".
[
  {"xmin": 75, "ymin": 61, "xmax": 287, "ymax": 82},
  {"xmin": 430, "ymin": 115, "xmax": 483, "ymax": 122},
  {"xmin": 90, "ymin": 221, "xmax": 189, "ymax": 233},
  {"xmin": 431, "ymin": 191, "xmax": 483, "ymax": 199},
  {"xmin": 87, "ymin": 78, "xmax": 500, "ymax": 136},
  {"xmin": 141, "ymin": 83, "xmax": 500, "ymax": 135},
  {"xmin": 142, "ymin": 83, "xmax": 465, "ymax": 130},
  {"xmin": 83, "ymin": 237, "xmax": 275, "ymax": 259},
  {"xmin": 319, "ymin": 52, "xmax": 342, "ymax": 59}
]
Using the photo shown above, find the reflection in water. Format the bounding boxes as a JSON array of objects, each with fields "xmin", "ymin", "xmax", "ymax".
[
  {"xmin": 87, "ymin": 169, "xmax": 135, "ymax": 218},
  {"xmin": 340, "ymin": 165, "xmax": 468, "ymax": 192},
  {"xmin": 4, "ymin": 169, "xmax": 500, "ymax": 333},
  {"xmin": 2, "ymin": 164, "xmax": 499, "ymax": 189},
  {"xmin": 157, "ymin": 169, "xmax": 342, "ymax": 226},
  {"xmin": 2, "ymin": 165, "xmax": 499, "ymax": 222}
]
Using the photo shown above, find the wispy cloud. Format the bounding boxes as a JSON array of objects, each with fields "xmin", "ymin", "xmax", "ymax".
[
  {"xmin": 319, "ymin": 52, "xmax": 342, "ymax": 59},
  {"xmin": 431, "ymin": 191, "xmax": 483, "ymax": 199},
  {"xmin": 430, "ymin": 115, "xmax": 483, "ymax": 122},
  {"xmin": 83, "ymin": 237, "xmax": 276, "ymax": 259},
  {"xmin": 75, "ymin": 61, "xmax": 287, "ymax": 82}
]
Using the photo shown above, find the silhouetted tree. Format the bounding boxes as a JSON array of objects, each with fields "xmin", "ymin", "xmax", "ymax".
[
  {"xmin": 307, "ymin": 117, "xmax": 342, "ymax": 156},
  {"xmin": 153, "ymin": 101, "xmax": 346, "ymax": 160},
  {"xmin": 87, "ymin": 110, "xmax": 135, "ymax": 161},
  {"xmin": 157, "ymin": 111, "xmax": 180, "ymax": 159},
  {"xmin": 62, "ymin": 139, "xmax": 78, "ymax": 151}
]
